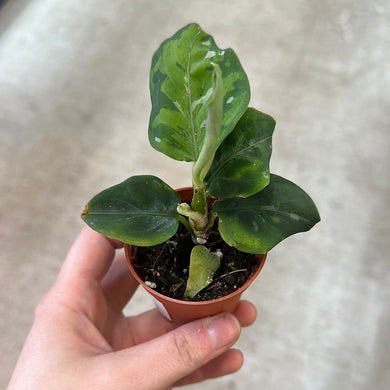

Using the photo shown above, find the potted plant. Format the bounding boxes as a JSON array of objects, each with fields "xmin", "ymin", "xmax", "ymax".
[{"xmin": 81, "ymin": 23, "xmax": 320, "ymax": 322}]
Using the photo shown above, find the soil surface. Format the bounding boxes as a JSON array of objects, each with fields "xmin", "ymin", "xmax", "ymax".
[{"xmin": 135, "ymin": 224, "xmax": 259, "ymax": 301}]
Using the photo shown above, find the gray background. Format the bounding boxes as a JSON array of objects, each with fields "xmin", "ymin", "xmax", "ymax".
[{"xmin": 1, "ymin": 0, "xmax": 389, "ymax": 389}]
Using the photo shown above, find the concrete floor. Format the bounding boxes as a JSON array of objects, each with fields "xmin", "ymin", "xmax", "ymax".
[{"xmin": 1, "ymin": 0, "xmax": 389, "ymax": 389}]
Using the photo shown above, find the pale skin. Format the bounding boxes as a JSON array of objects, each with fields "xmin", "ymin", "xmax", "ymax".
[{"xmin": 8, "ymin": 226, "xmax": 258, "ymax": 390}]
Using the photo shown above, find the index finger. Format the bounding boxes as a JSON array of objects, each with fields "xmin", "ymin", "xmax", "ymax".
[{"xmin": 57, "ymin": 226, "xmax": 123, "ymax": 290}]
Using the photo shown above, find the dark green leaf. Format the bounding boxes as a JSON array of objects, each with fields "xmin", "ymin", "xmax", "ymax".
[
  {"xmin": 81, "ymin": 175, "xmax": 180, "ymax": 246},
  {"xmin": 206, "ymin": 108, "xmax": 275, "ymax": 198},
  {"xmin": 149, "ymin": 23, "xmax": 250, "ymax": 162},
  {"xmin": 213, "ymin": 174, "xmax": 320, "ymax": 253}
]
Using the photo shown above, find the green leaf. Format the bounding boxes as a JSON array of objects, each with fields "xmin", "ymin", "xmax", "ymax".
[
  {"xmin": 206, "ymin": 108, "xmax": 275, "ymax": 198},
  {"xmin": 184, "ymin": 245, "xmax": 221, "ymax": 299},
  {"xmin": 149, "ymin": 23, "xmax": 250, "ymax": 162},
  {"xmin": 213, "ymin": 174, "xmax": 321, "ymax": 253},
  {"xmin": 81, "ymin": 175, "xmax": 180, "ymax": 246}
]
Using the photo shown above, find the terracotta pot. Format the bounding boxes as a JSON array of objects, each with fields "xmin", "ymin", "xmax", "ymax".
[{"xmin": 124, "ymin": 187, "xmax": 267, "ymax": 323}]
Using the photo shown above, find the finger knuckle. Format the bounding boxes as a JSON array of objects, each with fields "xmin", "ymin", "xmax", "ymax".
[{"xmin": 172, "ymin": 330, "xmax": 199, "ymax": 367}]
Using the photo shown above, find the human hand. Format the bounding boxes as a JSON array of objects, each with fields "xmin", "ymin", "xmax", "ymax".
[{"xmin": 8, "ymin": 227, "xmax": 257, "ymax": 390}]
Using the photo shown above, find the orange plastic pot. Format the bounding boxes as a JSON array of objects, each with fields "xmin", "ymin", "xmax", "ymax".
[{"xmin": 124, "ymin": 187, "xmax": 267, "ymax": 323}]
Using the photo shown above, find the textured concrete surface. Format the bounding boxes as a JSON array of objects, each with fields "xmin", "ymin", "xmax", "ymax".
[{"xmin": 1, "ymin": 0, "xmax": 389, "ymax": 389}]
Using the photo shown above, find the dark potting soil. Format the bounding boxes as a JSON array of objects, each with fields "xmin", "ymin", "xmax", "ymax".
[{"xmin": 134, "ymin": 224, "xmax": 260, "ymax": 301}]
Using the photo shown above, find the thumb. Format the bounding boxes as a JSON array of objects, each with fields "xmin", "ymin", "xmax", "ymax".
[{"xmin": 103, "ymin": 313, "xmax": 241, "ymax": 390}]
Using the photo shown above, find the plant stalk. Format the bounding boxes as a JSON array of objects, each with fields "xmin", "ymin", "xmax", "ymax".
[
  {"xmin": 192, "ymin": 63, "xmax": 223, "ymax": 190},
  {"xmin": 191, "ymin": 62, "xmax": 223, "ymax": 225}
]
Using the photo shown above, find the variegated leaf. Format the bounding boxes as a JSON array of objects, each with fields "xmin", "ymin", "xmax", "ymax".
[{"xmin": 149, "ymin": 23, "xmax": 250, "ymax": 162}]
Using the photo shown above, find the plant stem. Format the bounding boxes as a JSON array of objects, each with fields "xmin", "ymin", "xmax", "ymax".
[
  {"xmin": 191, "ymin": 63, "xmax": 223, "ymax": 229},
  {"xmin": 176, "ymin": 214, "xmax": 195, "ymax": 236},
  {"xmin": 191, "ymin": 184, "xmax": 208, "ymax": 217},
  {"xmin": 192, "ymin": 63, "xmax": 223, "ymax": 189}
]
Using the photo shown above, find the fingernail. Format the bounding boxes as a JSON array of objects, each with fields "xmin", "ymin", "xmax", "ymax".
[{"xmin": 206, "ymin": 313, "xmax": 241, "ymax": 350}]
